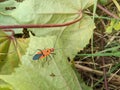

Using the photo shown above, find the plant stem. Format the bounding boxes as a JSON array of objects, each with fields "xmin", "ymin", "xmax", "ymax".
[{"xmin": 0, "ymin": 12, "xmax": 82, "ymax": 29}]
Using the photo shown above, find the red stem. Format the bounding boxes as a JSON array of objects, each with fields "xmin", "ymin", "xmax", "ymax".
[{"xmin": 0, "ymin": 12, "xmax": 82, "ymax": 29}]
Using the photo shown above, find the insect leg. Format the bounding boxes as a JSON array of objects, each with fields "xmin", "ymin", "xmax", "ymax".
[
  {"xmin": 38, "ymin": 49, "xmax": 44, "ymax": 56},
  {"xmin": 48, "ymin": 54, "xmax": 53, "ymax": 60},
  {"xmin": 51, "ymin": 53, "xmax": 56, "ymax": 59},
  {"xmin": 46, "ymin": 56, "xmax": 50, "ymax": 65},
  {"xmin": 41, "ymin": 57, "xmax": 47, "ymax": 67}
]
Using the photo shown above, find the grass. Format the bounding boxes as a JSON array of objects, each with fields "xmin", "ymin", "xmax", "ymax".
[{"xmin": 74, "ymin": 1, "xmax": 120, "ymax": 90}]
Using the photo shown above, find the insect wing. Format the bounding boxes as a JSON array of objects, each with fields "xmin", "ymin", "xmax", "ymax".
[{"xmin": 33, "ymin": 54, "xmax": 43, "ymax": 60}]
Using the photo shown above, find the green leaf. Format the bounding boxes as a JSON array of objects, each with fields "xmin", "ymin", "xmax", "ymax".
[
  {"xmin": 106, "ymin": 26, "xmax": 113, "ymax": 33},
  {"xmin": 12, "ymin": 0, "xmax": 94, "ymax": 59},
  {"xmin": 0, "ymin": 0, "xmax": 17, "ymax": 13},
  {"xmin": 28, "ymin": 15, "xmax": 94, "ymax": 59},
  {"xmin": 106, "ymin": 19, "xmax": 120, "ymax": 33},
  {"xmin": 0, "ymin": 82, "xmax": 13, "ymax": 90},
  {"xmin": 0, "ymin": 30, "xmax": 29, "ymax": 74},
  {"xmin": 99, "ymin": 0, "xmax": 108, "ymax": 5},
  {"xmin": 0, "ymin": 0, "xmax": 23, "ymax": 33},
  {"xmin": 0, "ymin": 87, "xmax": 12, "ymax": 90},
  {"xmin": 0, "ymin": 30, "xmax": 11, "ymax": 61},
  {"xmin": 11, "ymin": 0, "xmax": 94, "ymax": 19},
  {"xmin": 0, "ymin": 36, "xmax": 90, "ymax": 90},
  {"xmin": 59, "ymin": 15, "xmax": 94, "ymax": 59},
  {"xmin": 0, "ymin": 1, "xmax": 95, "ymax": 89},
  {"xmin": 0, "ymin": 0, "xmax": 94, "ymax": 34},
  {"xmin": 113, "ymin": 21, "xmax": 120, "ymax": 30}
]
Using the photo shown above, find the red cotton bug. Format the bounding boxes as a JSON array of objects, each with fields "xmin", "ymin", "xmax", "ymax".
[
  {"xmin": 33, "ymin": 48, "xmax": 55, "ymax": 60},
  {"xmin": 32, "ymin": 28, "xmax": 62, "ymax": 60}
]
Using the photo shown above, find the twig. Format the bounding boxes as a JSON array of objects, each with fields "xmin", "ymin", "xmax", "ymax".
[
  {"xmin": 100, "ymin": 16, "xmax": 109, "ymax": 90},
  {"xmin": 75, "ymin": 64, "xmax": 120, "ymax": 86},
  {"xmin": 97, "ymin": 4, "xmax": 119, "ymax": 19}
]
